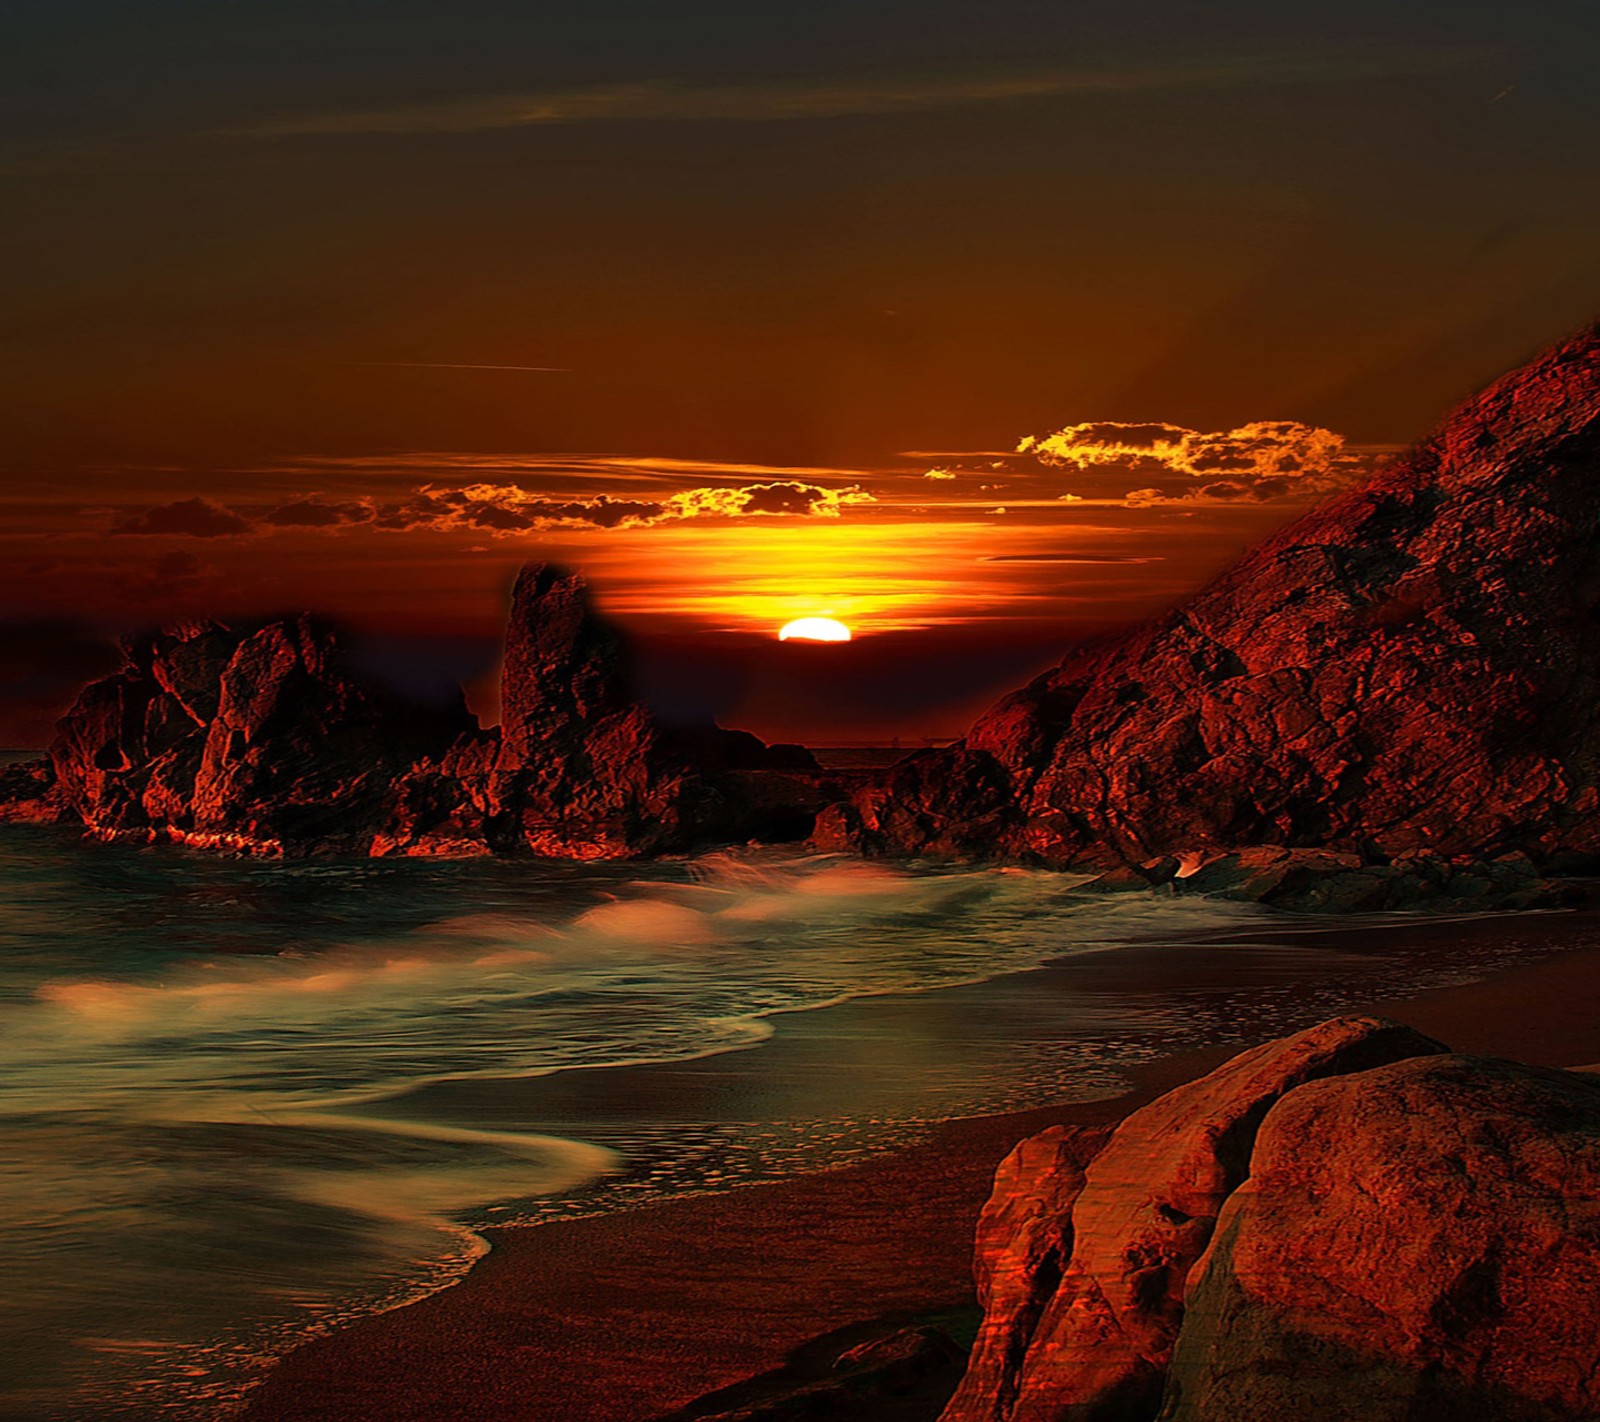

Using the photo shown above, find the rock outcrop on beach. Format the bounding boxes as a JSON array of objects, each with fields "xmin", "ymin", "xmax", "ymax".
[
  {"xmin": 948, "ymin": 1018, "xmax": 1600, "ymax": 1422},
  {"xmin": 659, "ymin": 1325, "xmax": 970, "ymax": 1422},
  {"xmin": 31, "ymin": 564, "xmax": 823, "ymax": 858},
  {"xmin": 943, "ymin": 1017, "xmax": 1448, "ymax": 1422},
  {"xmin": 1073, "ymin": 844, "xmax": 1574, "ymax": 914},
  {"xmin": 819, "ymin": 322, "xmax": 1600, "ymax": 872},
  {"xmin": 46, "ymin": 615, "xmax": 473, "ymax": 855},
  {"xmin": 375, "ymin": 564, "xmax": 719, "ymax": 858},
  {"xmin": 0, "ymin": 755, "xmax": 62, "ymax": 823},
  {"xmin": 1162, "ymin": 1054, "xmax": 1600, "ymax": 1422}
]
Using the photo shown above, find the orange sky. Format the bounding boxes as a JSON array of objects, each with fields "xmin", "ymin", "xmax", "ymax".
[
  {"xmin": 5, "ymin": 0, "xmax": 1598, "ymax": 744},
  {"xmin": 4, "ymin": 422, "xmax": 1403, "ymax": 743}
]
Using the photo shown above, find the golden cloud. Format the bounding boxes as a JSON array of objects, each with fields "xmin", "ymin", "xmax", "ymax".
[
  {"xmin": 1018, "ymin": 419, "xmax": 1352, "ymax": 481},
  {"xmin": 374, "ymin": 479, "xmax": 873, "ymax": 534}
]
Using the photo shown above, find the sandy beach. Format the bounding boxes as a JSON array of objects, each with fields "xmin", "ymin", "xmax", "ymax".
[{"xmin": 237, "ymin": 907, "xmax": 1600, "ymax": 1422}]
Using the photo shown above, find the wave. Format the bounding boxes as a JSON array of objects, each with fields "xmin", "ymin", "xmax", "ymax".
[{"xmin": 2, "ymin": 850, "xmax": 1267, "ymax": 1124}]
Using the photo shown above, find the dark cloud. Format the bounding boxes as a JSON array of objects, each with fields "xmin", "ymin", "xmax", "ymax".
[
  {"xmin": 1021, "ymin": 418, "xmax": 1355, "ymax": 483},
  {"xmin": 738, "ymin": 481, "xmax": 833, "ymax": 515},
  {"xmin": 112, "ymin": 497, "xmax": 252, "ymax": 538},
  {"xmin": 1015, "ymin": 416, "xmax": 1389, "ymax": 510},
  {"xmin": 467, "ymin": 503, "xmax": 537, "ymax": 531},
  {"xmin": 1047, "ymin": 421, "xmax": 1190, "ymax": 451},
  {"xmin": 262, "ymin": 497, "xmax": 376, "ymax": 527},
  {"xmin": 368, "ymin": 480, "xmax": 868, "ymax": 534}
]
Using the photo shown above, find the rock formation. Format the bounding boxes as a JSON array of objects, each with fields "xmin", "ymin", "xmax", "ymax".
[
  {"xmin": 46, "ymin": 615, "xmax": 472, "ymax": 856},
  {"xmin": 0, "ymin": 755, "xmax": 61, "ymax": 823},
  {"xmin": 1162, "ymin": 1054, "xmax": 1600, "ymax": 1422},
  {"xmin": 953, "ymin": 1125, "xmax": 1112, "ymax": 1422},
  {"xmin": 819, "ymin": 322, "xmax": 1600, "ymax": 871},
  {"xmin": 946, "ymin": 1019, "xmax": 1600, "ymax": 1422},
  {"xmin": 943, "ymin": 1018, "xmax": 1447, "ymax": 1422},
  {"xmin": 376, "ymin": 564, "xmax": 723, "ymax": 858},
  {"xmin": 23, "ymin": 564, "xmax": 824, "ymax": 858}
]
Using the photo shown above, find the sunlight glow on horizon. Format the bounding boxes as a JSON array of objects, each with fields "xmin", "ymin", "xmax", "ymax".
[{"xmin": 777, "ymin": 616, "xmax": 853, "ymax": 643}]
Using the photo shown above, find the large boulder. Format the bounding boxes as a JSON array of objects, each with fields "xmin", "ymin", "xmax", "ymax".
[
  {"xmin": 944, "ymin": 1018, "xmax": 1448, "ymax": 1422},
  {"xmin": 1161, "ymin": 1054, "xmax": 1600, "ymax": 1422},
  {"xmin": 185, "ymin": 617, "xmax": 461, "ymax": 855},
  {"xmin": 50, "ymin": 618, "xmax": 241, "ymax": 840},
  {"xmin": 834, "ymin": 323, "xmax": 1600, "ymax": 869}
]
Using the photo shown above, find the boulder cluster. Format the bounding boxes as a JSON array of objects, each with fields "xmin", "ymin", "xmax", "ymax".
[
  {"xmin": 946, "ymin": 1018, "xmax": 1600, "ymax": 1422},
  {"xmin": 5, "ymin": 564, "xmax": 824, "ymax": 858}
]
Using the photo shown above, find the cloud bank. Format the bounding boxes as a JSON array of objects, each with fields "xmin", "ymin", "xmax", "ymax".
[
  {"xmin": 1017, "ymin": 418, "xmax": 1382, "ymax": 505},
  {"xmin": 109, "ymin": 480, "xmax": 875, "ymax": 540}
]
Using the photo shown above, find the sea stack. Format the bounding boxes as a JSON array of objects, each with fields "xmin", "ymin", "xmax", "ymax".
[{"xmin": 27, "ymin": 563, "xmax": 824, "ymax": 858}]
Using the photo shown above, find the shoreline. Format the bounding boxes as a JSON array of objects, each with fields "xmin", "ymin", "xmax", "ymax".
[{"xmin": 240, "ymin": 908, "xmax": 1600, "ymax": 1422}]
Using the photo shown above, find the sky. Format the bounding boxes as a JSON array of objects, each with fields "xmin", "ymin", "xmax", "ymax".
[{"xmin": 3, "ymin": 1, "xmax": 1599, "ymax": 744}]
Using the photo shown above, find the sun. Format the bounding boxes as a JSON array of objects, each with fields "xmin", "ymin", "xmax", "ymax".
[{"xmin": 778, "ymin": 616, "xmax": 852, "ymax": 643}]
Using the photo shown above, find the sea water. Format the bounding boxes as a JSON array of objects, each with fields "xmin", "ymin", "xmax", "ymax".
[{"xmin": 0, "ymin": 822, "xmax": 1561, "ymax": 1420}]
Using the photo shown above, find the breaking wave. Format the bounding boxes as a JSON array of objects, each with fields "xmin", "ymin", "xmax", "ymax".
[{"xmin": 0, "ymin": 838, "xmax": 1262, "ymax": 1419}]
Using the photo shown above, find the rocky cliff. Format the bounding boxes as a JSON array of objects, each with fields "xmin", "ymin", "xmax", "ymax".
[
  {"xmin": 19, "ymin": 564, "xmax": 823, "ymax": 858},
  {"xmin": 819, "ymin": 323, "xmax": 1600, "ymax": 871},
  {"xmin": 948, "ymin": 1018, "xmax": 1600, "ymax": 1422}
]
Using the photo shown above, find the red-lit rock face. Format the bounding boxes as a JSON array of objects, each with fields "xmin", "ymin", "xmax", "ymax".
[
  {"xmin": 823, "ymin": 323, "xmax": 1600, "ymax": 869},
  {"xmin": 47, "ymin": 616, "xmax": 471, "ymax": 856},
  {"xmin": 1162, "ymin": 1054, "xmax": 1600, "ymax": 1422},
  {"xmin": 949, "ymin": 1022, "xmax": 1600, "ymax": 1422},
  {"xmin": 944, "ymin": 1017, "xmax": 1447, "ymax": 1422}
]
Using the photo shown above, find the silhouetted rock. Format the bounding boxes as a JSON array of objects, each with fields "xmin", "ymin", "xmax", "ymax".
[
  {"xmin": 663, "ymin": 1324, "xmax": 967, "ymax": 1422},
  {"xmin": 665, "ymin": 725, "xmax": 821, "ymax": 775},
  {"xmin": 42, "ymin": 564, "xmax": 829, "ymax": 858},
  {"xmin": 477, "ymin": 565, "xmax": 721, "ymax": 856},
  {"xmin": 1162, "ymin": 1054, "xmax": 1600, "ymax": 1422},
  {"xmin": 1168, "ymin": 845, "xmax": 1573, "ymax": 913},
  {"xmin": 830, "ymin": 324, "xmax": 1600, "ymax": 879},
  {"xmin": 378, "ymin": 565, "xmax": 800, "ymax": 858},
  {"xmin": 812, "ymin": 748, "xmax": 1020, "ymax": 859},
  {"xmin": 51, "ymin": 617, "xmax": 470, "ymax": 855},
  {"xmin": 0, "ymin": 756, "xmax": 62, "ymax": 823},
  {"xmin": 944, "ymin": 1018, "xmax": 1448, "ymax": 1422}
]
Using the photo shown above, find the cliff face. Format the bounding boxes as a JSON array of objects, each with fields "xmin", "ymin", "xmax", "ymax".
[
  {"xmin": 950, "ymin": 1020, "xmax": 1600, "ymax": 1422},
  {"xmin": 821, "ymin": 324, "xmax": 1600, "ymax": 868},
  {"xmin": 34, "ymin": 564, "xmax": 821, "ymax": 858}
]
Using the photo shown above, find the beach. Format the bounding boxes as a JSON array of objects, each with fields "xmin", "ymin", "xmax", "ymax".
[{"xmin": 239, "ymin": 907, "xmax": 1600, "ymax": 1422}]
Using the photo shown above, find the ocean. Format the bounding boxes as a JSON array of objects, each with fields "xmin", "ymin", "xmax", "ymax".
[{"xmin": 0, "ymin": 820, "xmax": 1569, "ymax": 1420}]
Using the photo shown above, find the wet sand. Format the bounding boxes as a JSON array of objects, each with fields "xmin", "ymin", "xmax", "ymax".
[{"xmin": 241, "ymin": 910, "xmax": 1600, "ymax": 1422}]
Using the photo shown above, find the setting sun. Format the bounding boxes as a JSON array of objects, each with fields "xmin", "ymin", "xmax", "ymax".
[{"xmin": 777, "ymin": 616, "xmax": 852, "ymax": 643}]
